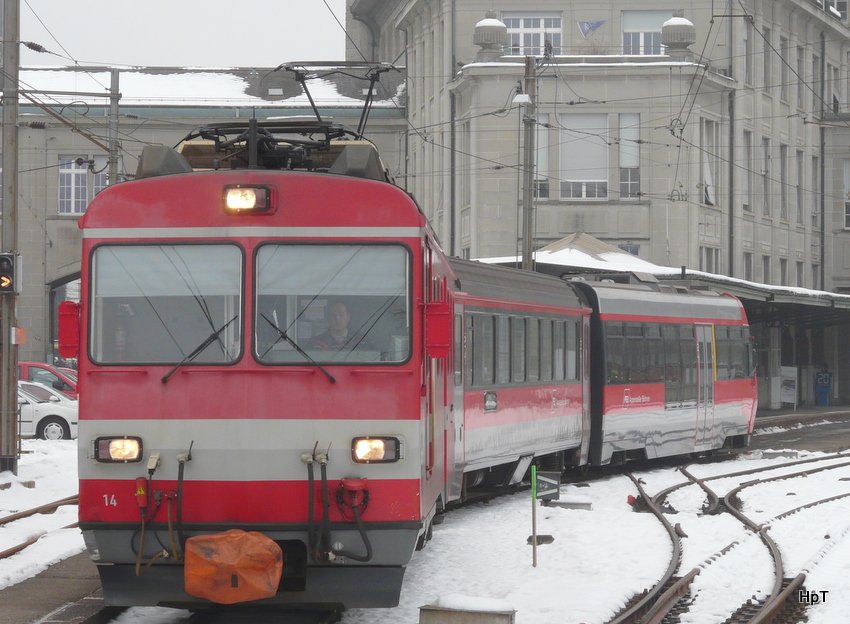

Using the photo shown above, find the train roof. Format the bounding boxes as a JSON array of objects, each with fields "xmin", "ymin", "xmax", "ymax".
[
  {"xmin": 571, "ymin": 280, "xmax": 746, "ymax": 322},
  {"xmin": 448, "ymin": 258, "xmax": 584, "ymax": 310}
]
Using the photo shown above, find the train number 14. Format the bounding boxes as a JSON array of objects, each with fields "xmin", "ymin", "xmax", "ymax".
[{"xmin": 102, "ymin": 494, "xmax": 117, "ymax": 507}]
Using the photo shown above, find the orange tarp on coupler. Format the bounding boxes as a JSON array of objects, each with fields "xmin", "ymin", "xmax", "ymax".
[{"xmin": 184, "ymin": 529, "xmax": 283, "ymax": 604}]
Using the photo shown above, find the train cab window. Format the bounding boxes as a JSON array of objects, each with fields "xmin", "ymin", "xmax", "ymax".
[
  {"xmin": 526, "ymin": 318, "xmax": 540, "ymax": 382},
  {"xmin": 510, "ymin": 317, "xmax": 526, "ymax": 383},
  {"xmin": 254, "ymin": 244, "xmax": 410, "ymax": 364},
  {"xmin": 539, "ymin": 320, "xmax": 553, "ymax": 381},
  {"xmin": 90, "ymin": 244, "xmax": 242, "ymax": 364}
]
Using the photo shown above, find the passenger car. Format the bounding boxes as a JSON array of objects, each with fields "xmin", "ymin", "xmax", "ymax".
[
  {"xmin": 17, "ymin": 387, "xmax": 79, "ymax": 440},
  {"xmin": 18, "ymin": 361, "xmax": 77, "ymax": 399}
]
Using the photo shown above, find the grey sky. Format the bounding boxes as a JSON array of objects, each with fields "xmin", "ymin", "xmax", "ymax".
[{"xmin": 19, "ymin": 1, "xmax": 346, "ymax": 67}]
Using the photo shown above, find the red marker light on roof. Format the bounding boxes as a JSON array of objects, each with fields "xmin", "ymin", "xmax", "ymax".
[{"xmin": 223, "ymin": 185, "xmax": 272, "ymax": 214}]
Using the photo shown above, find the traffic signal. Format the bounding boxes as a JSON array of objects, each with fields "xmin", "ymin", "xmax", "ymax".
[{"xmin": 0, "ymin": 253, "xmax": 17, "ymax": 294}]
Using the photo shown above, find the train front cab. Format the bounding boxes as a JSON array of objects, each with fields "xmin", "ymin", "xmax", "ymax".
[{"xmin": 59, "ymin": 165, "xmax": 466, "ymax": 610}]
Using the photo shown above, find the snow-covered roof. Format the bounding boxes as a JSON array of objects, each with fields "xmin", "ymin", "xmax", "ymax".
[
  {"xmin": 478, "ymin": 233, "xmax": 850, "ymax": 309},
  {"xmin": 14, "ymin": 66, "xmax": 406, "ymax": 109}
]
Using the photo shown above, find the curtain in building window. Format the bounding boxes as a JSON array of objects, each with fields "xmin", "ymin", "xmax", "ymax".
[
  {"xmin": 559, "ymin": 113, "xmax": 608, "ymax": 181},
  {"xmin": 622, "ymin": 11, "xmax": 672, "ymax": 32},
  {"xmin": 619, "ymin": 114, "xmax": 639, "ymax": 168}
]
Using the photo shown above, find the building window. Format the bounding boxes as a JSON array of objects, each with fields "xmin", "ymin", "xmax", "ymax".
[
  {"xmin": 812, "ymin": 155, "xmax": 820, "ymax": 227},
  {"xmin": 796, "ymin": 261, "xmax": 804, "ymax": 287},
  {"xmin": 618, "ymin": 243, "xmax": 639, "ymax": 255},
  {"xmin": 619, "ymin": 113, "xmax": 640, "ymax": 198},
  {"xmin": 779, "ymin": 144, "xmax": 788, "ymax": 220},
  {"xmin": 535, "ymin": 113, "xmax": 549, "ymax": 199},
  {"xmin": 779, "ymin": 37, "xmax": 789, "ymax": 102},
  {"xmin": 622, "ymin": 11, "xmax": 670, "ymax": 55},
  {"xmin": 744, "ymin": 252, "xmax": 754, "ymax": 281},
  {"xmin": 812, "ymin": 54, "xmax": 821, "ymax": 112},
  {"xmin": 812, "ymin": 264, "xmax": 820, "ymax": 290},
  {"xmin": 58, "ymin": 157, "xmax": 88, "ymax": 215},
  {"xmin": 796, "ymin": 47, "xmax": 805, "ymax": 109},
  {"xmin": 701, "ymin": 119, "xmax": 718, "ymax": 205},
  {"xmin": 796, "ymin": 150, "xmax": 804, "ymax": 224},
  {"xmin": 844, "ymin": 160, "xmax": 850, "ymax": 229},
  {"xmin": 763, "ymin": 27, "xmax": 772, "ymax": 94},
  {"xmin": 762, "ymin": 138, "xmax": 771, "ymax": 216},
  {"xmin": 744, "ymin": 21, "xmax": 753, "ymax": 85},
  {"xmin": 742, "ymin": 130, "xmax": 752, "ymax": 211},
  {"xmin": 763, "ymin": 255, "xmax": 771, "ymax": 284},
  {"xmin": 780, "ymin": 258, "xmax": 788, "ymax": 286},
  {"xmin": 700, "ymin": 247, "xmax": 720, "ymax": 273},
  {"xmin": 559, "ymin": 113, "xmax": 608, "ymax": 199},
  {"xmin": 503, "ymin": 14, "xmax": 562, "ymax": 56}
]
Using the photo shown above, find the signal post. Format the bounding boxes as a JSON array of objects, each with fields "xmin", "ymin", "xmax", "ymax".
[{"xmin": 1, "ymin": 0, "xmax": 20, "ymax": 474}]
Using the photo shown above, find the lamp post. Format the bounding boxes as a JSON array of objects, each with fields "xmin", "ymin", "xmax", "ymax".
[{"xmin": 516, "ymin": 57, "xmax": 536, "ymax": 271}]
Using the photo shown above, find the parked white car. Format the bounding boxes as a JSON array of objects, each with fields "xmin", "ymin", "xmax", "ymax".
[{"xmin": 17, "ymin": 387, "xmax": 78, "ymax": 440}]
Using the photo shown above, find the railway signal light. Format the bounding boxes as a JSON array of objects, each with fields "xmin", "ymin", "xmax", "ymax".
[{"xmin": 0, "ymin": 253, "xmax": 18, "ymax": 294}]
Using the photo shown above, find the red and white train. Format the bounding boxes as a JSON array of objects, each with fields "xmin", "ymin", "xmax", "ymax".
[{"xmin": 58, "ymin": 120, "xmax": 757, "ymax": 610}]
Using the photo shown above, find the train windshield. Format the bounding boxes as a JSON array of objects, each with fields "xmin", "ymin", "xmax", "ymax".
[
  {"xmin": 255, "ymin": 244, "xmax": 410, "ymax": 364},
  {"xmin": 90, "ymin": 244, "xmax": 243, "ymax": 364}
]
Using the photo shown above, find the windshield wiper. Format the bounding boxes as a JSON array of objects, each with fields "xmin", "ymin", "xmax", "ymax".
[
  {"xmin": 260, "ymin": 313, "xmax": 336, "ymax": 384},
  {"xmin": 161, "ymin": 315, "xmax": 239, "ymax": 384}
]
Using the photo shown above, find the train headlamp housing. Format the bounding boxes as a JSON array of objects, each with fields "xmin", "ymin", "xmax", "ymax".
[
  {"xmin": 223, "ymin": 185, "xmax": 272, "ymax": 214},
  {"xmin": 94, "ymin": 436, "xmax": 143, "ymax": 463},
  {"xmin": 352, "ymin": 437, "xmax": 401, "ymax": 463}
]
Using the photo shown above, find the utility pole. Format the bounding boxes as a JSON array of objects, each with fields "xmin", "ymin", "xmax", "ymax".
[
  {"xmin": 520, "ymin": 56, "xmax": 536, "ymax": 271},
  {"xmin": 1, "ymin": 0, "xmax": 20, "ymax": 474},
  {"xmin": 108, "ymin": 68, "xmax": 120, "ymax": 185}
]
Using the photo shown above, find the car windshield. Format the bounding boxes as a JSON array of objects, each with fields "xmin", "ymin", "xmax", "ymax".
[
  {"xmin": 255, "ymin": 244, "xmax": 410, "ymax": 364},
  {"xmin": 90, "ymin": 244, "xmax": 242, "ymax": 364}
]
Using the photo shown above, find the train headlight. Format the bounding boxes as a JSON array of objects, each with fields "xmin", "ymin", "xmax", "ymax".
[
  {"xmin": 94, "ymin": 436, "xmax": 143, "ymax": 463},
  {"xmin": 224, "ymin": 185, "xmax": 271, "ymax": 213},
  {"xmin": 352, "ymin": 437, "xmax": 401, "ymax": 463}
]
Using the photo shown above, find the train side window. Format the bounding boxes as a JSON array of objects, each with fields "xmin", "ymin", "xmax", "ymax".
[
  {"xmin": 662, "ymin": 324, "xmax": 681, "ymax": 404},
  {"xmin": 454, "ymin": 313, "xmax": 463, "ymax": 386},
  {"xmin": 510, "ymin": 316, "xmax": 526, "ymax": 383},
  {"xmin": 715, "ymin": 325, "xmax": 730, "ymax": 380},
  {"xmin": 625, "ymin": 323, "xmax": 644, "ymax": 383},
  {"xmin": 553, "ymin": 321, "xmax": 566, "ymax": 381},
  {"xmin": 680, "ymin": 324, "xmax": 698, "ymax": 403},
  {"xmin": 566, "ymin": 320, "xmax": 579, "ymax": 381},
  {"xmin": 644, "ymin": 324, "xmax": 664, "ymax": 383},
  {"xmin": 496, "ymin": 315, "xmax": 510, "ymax": 384},
  {"xmin": 540, "ymin": 319, "xmax": 553, "ymax": 382},
  {"xmin": 527, "ymin": 318, "xmax": 540, "ymax": 382},
  {"xmin": 473, "ymin": 314, "xmax": 495, "ymax": 386},
  {"xmin": 605, "ymin": 322, "xmax": 626, "ymax": 384}
]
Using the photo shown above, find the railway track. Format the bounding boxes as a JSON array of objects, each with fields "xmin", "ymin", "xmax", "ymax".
[
  {"xmin": 607, "ymin": 452, "xmax": 850, "ymax": 623},
  {"xmin": 0, "ymin": 494, "xmax": 79, "ymax": 560}
]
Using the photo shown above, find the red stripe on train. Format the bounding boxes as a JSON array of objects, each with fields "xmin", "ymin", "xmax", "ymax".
[{"xmin": 79, "ymin": 478, "xmax": 422, "ymax": 524}]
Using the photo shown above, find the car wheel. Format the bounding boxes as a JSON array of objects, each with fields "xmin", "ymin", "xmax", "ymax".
[{"xmin": 37, "ymin": 416, "xmax": 71, "ymax": 440}]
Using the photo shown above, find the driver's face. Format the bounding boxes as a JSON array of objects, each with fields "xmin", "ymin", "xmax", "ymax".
[{"xmin": 328, "ymin": 303, "xmax": 350, "ymax": 332}]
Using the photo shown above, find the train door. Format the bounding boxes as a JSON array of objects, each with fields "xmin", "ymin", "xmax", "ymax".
[
  {"xmin": 695, "ymin": 324, "xmax": 715, "ymax": 446},
  {"xmin": 423, "ymin": 243, "xmax": 447, "ymax": 503},
  {"xmin": 448, "ymin": 304, "xmax": 465, "ymax": 501}
]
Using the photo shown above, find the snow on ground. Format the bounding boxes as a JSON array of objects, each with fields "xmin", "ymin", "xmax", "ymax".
[{"xmin": 3, "ymin": 437, "xmax": 850, "ymax": 623}]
